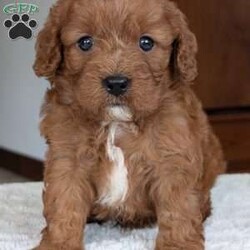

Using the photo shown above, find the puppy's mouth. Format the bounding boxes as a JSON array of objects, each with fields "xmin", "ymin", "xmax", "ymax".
[{"xmin": 105, "ymin": 104, "xmax": 133, "ymax": 122}]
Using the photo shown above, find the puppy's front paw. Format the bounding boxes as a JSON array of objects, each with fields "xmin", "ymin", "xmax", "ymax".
[
  {"xmin": 32, "ymin": 241, "xmax": 84, "ymax": 250},
  {"xmin": 155, "ymin": 232, "xmax": 204, "ymax": 250},
  {"xmin": 155, "ymin": 244, "xmax": 203, "ymax": 250}
]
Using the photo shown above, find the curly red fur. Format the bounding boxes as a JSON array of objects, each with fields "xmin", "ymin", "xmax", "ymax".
[{"xmin": 33, "ymin": 0, "xmax": 226, "ymax": 249}]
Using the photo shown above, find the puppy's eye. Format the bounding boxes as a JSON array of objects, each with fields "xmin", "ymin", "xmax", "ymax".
[
  {"xmin": 77, "ymin": 36, "xmax": 94, "ymax": 51},
  {"xmin": 139, "ymin": 36, "xmax": 154, "ymax": 52}
]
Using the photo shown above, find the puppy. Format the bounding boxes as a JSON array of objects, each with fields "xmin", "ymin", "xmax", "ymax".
[{"xmin": 33, "ymin": 0, "xmax": 226, "ymax": 249}]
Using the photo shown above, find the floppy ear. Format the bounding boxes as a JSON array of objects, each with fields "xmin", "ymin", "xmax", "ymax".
[
  {"xmin": 167, "ymin": 2, "xmax": 198, "ymax": 83},
  {"xmin": 33, "ymin": 2, "xmax": 65, "ymax": 78}
]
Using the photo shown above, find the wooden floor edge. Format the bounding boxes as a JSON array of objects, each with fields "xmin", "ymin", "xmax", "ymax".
[{"xmin": 0, "ymin": 148, "xmax": 43, "ymax": 181}]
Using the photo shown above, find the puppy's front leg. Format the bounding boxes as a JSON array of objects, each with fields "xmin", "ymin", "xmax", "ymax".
[
  {"xmin": 152, "ymin": 161, "xmax": 204, "ymax": 250},
  {"xmin": 35, "ymin": 153, "xmax": 94, "ymax": 250}
]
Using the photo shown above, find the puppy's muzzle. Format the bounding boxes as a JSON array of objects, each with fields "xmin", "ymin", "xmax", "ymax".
[{"xmin": 102, "ymin": 75, "xmax": 130, "ymax": 97}]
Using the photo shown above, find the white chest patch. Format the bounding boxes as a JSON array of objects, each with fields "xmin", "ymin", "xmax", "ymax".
[{"xmin": 99, "ymin": 106, "xmax": 131, "ymax": 207}]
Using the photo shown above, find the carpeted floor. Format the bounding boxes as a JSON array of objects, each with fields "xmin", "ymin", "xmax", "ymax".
[{"xmin": 0, "ymin": 174, "xmax": 250, "ymax": 250}]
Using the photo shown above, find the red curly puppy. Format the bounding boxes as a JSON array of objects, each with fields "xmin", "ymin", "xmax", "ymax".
[{"xmin": 33, "ymin": 0, "xmax": 226, "ymax": 249}]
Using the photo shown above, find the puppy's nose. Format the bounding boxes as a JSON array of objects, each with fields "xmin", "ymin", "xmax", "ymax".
[{"xmin": 102, "ymin": 75, "xmax": 130, "ymax": 97}]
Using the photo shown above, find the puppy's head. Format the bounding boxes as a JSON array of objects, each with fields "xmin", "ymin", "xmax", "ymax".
[{"xmin": 34, "ymin": 0, "xmax": 197, "ymax": 121}]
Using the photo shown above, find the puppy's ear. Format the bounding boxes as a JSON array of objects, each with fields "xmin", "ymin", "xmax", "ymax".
[
  {"xmin": 33, "ymin": 2, "xmax": 65, "ymax": 78},
  {"xmin": 167, "ymin": 2, "xmax": 198, "ymax": 83}
]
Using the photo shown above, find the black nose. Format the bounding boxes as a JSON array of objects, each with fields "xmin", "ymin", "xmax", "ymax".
[{"xmin": 102, "ymin": 75, "xmax": 130, "ymax": 96}]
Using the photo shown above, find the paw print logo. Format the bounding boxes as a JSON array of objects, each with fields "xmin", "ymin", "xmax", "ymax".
[{"xmin": 4, "ymin": 14, "xmax": 37, "ymax": 40}]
